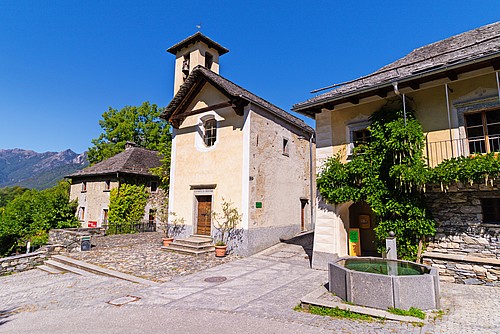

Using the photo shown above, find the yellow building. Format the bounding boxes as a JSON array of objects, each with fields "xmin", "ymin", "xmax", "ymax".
[
  {"xmin": 163, "ymin": 33, "xmax": 315, "ymax": 256},
  {"xmin": 293, "ymin": 22, "xmax": 500, "ymax": 269}
]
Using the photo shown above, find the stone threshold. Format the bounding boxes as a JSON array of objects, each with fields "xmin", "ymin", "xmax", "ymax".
[
  {"xmin": 300, "ymin": 284, "xmax": 427, "ymax": 323},
  {"xmin": 423, "ymin": 252, "xmax": 500, "ymax": 265}
]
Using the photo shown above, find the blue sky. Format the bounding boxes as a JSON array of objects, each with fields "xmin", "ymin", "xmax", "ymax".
[{"xmin": 1, "ymin": 1, "xmax": 499, "ymax": 153}]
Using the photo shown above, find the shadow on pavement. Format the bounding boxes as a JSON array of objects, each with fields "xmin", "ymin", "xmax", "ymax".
[
  {"xmin": 281, "ymin": 232, "xmax": 314, "ymax": 265},
  {"xmin": 0, "ymin": 307, "xmax": 17, "ymax": 326}
]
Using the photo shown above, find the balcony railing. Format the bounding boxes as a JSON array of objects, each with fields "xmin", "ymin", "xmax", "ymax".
[
  {"xmin": 102, "ymin": 220, "xmax": 157, "ymax": 235},
  {"xmin": 425, "ymin": 135, "xmax": 500, "ymax": 167}
]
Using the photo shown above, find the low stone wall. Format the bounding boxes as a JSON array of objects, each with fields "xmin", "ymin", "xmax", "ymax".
[
  {"xmin": 49, "ymin": 228, "xmax": 104, "ymax": 252},
  {"xmin": 0, "ymin": 251, "xmax": 48, "ymax": 275},
  {"xmin": 423, "ymin": 252, "xmax": 500, "ymax": 286},
  {"xmin": 424, "ymin": 180, "xmax": 500, "ymax": 286}
]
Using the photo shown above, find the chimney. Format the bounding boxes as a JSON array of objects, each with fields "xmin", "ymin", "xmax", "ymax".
[{"xmin": 125, "ymin": 141, "xmax": 137, "ymax": 150}]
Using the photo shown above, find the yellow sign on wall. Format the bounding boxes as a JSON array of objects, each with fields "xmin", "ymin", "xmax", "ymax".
[{"xmin": 349, "ymin": 228, "xmax": 361, "ymax": 256}]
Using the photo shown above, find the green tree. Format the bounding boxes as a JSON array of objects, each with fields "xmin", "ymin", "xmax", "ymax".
[
  {"xmin": 87, "ymin": 101, "xmax": 171, "ymax": 165},
  {"xmin": 108, "ymin": 184, "xmax": 149, "ymax": 234},
  {"xmin": 0, "ymin": 181, "xmax": 78, "ymax": 256},
  {"xmin": 0, "ymin": 186, "xmax": 28, "ymax": 208},
  {"xmin": 317, "ymin": 103, "xmax": 435, "ymax": 260}
]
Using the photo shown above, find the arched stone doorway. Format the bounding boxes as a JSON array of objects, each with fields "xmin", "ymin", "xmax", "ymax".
[{"xmin": 348, "ymin": 202, "xmax": 379, "ymax": 256}]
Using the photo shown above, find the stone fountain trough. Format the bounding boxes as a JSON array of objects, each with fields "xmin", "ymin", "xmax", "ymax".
[{"xmin": 329, "ymin": 257, "xmax": 440, "ymax": 310}]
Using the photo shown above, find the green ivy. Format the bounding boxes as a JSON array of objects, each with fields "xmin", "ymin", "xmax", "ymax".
[
  {"xmin": 430, "ymin": 153, "xmax": 500, "ymax": 189},
  {"xmin": 108, "ymin": 184, "xmax": 149, "ymax": 234},
  {"xmin": 317, "ymin": 104, "xmax": 435, "ymax": 260}
]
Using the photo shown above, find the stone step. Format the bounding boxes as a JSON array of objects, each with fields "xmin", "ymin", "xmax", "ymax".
[
  {"xmin": 45, "ymin": 259, "xmax": 95, "ymax": 277},
  {"xmin": 161, "ymin": 244, "xmax": 215, "ymax": 256},
  {"xmin": 37, "ymin": 264, "xmax": 63, "ymax": 274},
  {"xmin": 173, "ymin": 238, "xmax": 213, "ymax": 247},
  {"xmin": 168, "ymin": 241, "xmax": 215, "ymax": 251},
  {"xmin": 190, "ymin": 234, "xmax": 213, "ymax": 241},
  {"xmin": 50, "ymin": 255, "xmax": 157, "ymax": 286}
]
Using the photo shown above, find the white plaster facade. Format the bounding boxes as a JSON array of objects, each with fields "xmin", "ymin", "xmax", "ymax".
[{"xmin": 165, "ymin": 34, "xmax": 315, "ymax": 256}]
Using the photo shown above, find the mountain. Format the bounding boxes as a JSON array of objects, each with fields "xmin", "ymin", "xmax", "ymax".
[{"xmin": 0, "ymin": 149, "xmax": 88, "ymax": 190}]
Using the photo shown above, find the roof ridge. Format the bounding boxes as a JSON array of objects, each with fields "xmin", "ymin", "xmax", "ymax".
[{"xmin": 196, "ymin": 66, "xmax": 288, "ymax": 113}]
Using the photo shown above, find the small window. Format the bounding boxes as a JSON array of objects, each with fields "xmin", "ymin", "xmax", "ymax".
[
  {"xmin": 204, "ymin": 119, "xmax": 217, "ymax": 147},
  {"xmin": 352, "ymin": 128, "xmax": 371, "ymax": 147},
  {"xmin": 82, "ymin": 182, "xmax": 87, "ymax": 192},
  {"xmin": 182, "ymin": 53, "xmax": 190, "ymax": 81},
  {"xmin": 205, "ymin": 52, "xmax": 213, "ymax": 70},
  {"xmin": 151, "ymin": 181, "xmax": 158, "ymax": 192},
  {"xmin": 282, "ymin": 138, "xmax": 289, "ymax": 156},
  {"xmin": 79, "ymin": 207, "xmax": 85, "ymax": 221},
  {"xmin": 104, "ymin": 180, "xmax": 111, "ymax": 191},
  {"xmin": 482, "ymin": 198, "xmax": 500, "ymax": 224}
]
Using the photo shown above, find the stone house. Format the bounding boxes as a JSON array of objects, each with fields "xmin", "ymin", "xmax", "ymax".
[
  {"xmin": 293, "ymin": 21, "xmax": 500, "ymax": 284},
  {"xmin": 162, "ymin": 33, "xmax": 315, "ymax": 256},
  {"xmin": 67, "ymin": 142, "xmax": 163, "ymax": 229}
]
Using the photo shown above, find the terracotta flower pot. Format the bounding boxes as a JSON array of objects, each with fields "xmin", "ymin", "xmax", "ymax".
[
  {"xmin": 162, "ymin": 237, "xmax": 174, "ymax": 247},
  {"xmin": 214, "ymin": 245, "xmax": 227, "ymax": 257}
]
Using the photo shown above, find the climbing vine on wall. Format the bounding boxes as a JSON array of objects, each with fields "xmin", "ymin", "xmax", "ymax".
[
  {"xmin": 429, "ymin": 153, "xmax": 500, "ymax": 190},
  {"xmin": 317, "ymin": 104, "xmax": 435, "ymax": 260},
  {"xmin": 108, "ymin": 184, "xmax": 149, "ymax": 234}
]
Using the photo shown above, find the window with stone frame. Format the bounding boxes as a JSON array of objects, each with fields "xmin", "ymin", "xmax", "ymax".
[
  {"xmin": 481, "ymin": 198, "xmax": 500, "ymax": 224},
  {"xmin": 203, "ymin": 118, "xmax": 217, "ymax": 147},
  {"xmin": 79, "ymin": 207, "xmax": 85, "ymax": 221},
  {"xmin": 464, "ymin": 109, "xmax": 500, "ymax": 154},
  {"xmin": 352, "ymin": 128, "xmax": 371, "ymax": 148},
  {"xmin": 82, "ymin": 181, "xmax": 87, "ymax": 192}
]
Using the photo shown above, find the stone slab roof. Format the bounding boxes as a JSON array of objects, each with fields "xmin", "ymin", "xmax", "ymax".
[
  {"xmin": 294, "ymin": 21, "xmax": 500, "ymax": 112},
  {"xmin": 167, "ymin": 32, "xmax": 229, "ymax": 55},
  {"xmin": 67, "ymin": 146, "xmax": 161, "ymax": 178},
  {"xmin": 162, "ymin": 65, "xmax": 314, "ymax": 135}
]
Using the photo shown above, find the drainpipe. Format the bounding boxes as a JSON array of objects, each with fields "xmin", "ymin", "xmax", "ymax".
[
  {"xmin": 445, "ymin": 83, "xmax": 454, "ymax": 157},
  {"xmin": 309, "ymin": 132, "xmax": 315, "ymax": 229},
  {"xmin": 392, "ymin": 82, "xmax": 406, "ymax": 125}
]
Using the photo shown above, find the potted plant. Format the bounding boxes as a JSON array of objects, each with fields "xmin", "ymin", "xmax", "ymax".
[
  {"xmin": 211, "ymin": 199, "xmax": 242, "ymax": 257},
  {"xmin": 158, "ymin": 208, "xmax": 185, "ymax": 246}
]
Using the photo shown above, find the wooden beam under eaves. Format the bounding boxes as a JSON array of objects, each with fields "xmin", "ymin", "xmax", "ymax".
[
  {"xmin": 347, "ymin": 96, "xmax": 359, "ymax": 105},
  {"xmin": 491, "ymin": 59, "xmax": 500, "ymax": 71},
  {"xmin": 446, "ymin": 70, "xmax": 458, "ymax": 81},
  {"xmin": 376, "ymin": 89, "xmax": 388, "ymax": 98},
  {"xmin": 409, "ymin": 81, "xmax": 420, "ymax": 90}
]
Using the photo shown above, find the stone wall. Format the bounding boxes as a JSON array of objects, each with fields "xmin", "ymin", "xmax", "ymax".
[
  {"xmin": 48, "ymin": 228, "xmax": 104, "ymax": 252},
  {"xmin": 0, "ymin": 251, "xmax": 48, "ymax": 275},
  {"xmin": 423, "ymin": 180, "xmax": 500, "ymax": 286}
]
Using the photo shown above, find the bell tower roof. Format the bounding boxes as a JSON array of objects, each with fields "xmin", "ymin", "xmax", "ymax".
[{"xmin": 167, "ymin": 32, "xmax": 229, "ymax": 56}]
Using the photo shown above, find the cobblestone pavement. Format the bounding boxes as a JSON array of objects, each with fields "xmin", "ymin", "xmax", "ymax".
[
  {"xmin": 1, "ymin": 232, "xmax": 499, "ymax": 333},
  {"xmin": 67, "ymin": 232, "xmax": 237, "ymax": 282}
]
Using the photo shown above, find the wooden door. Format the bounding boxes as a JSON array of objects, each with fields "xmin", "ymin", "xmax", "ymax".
[{"xmin": 196, "ymin": 196, "xmax": 212, "ymax": 235}]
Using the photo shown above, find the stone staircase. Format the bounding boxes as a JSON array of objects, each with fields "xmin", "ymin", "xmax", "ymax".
[
  {"xmin": 38, "ymin": 254, "xmax": 157, "ymax": 286},
  {"xmin": 161, "ymin": 235, "xmax": 215, "ymax": 256}
]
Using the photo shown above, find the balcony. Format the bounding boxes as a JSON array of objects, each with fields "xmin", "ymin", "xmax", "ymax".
[{"xmin": 425, "ymin": 135, "xmax": 500, "ymax": 167}]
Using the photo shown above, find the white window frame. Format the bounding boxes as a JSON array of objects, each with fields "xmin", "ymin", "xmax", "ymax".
[{"xmin": 345, "ymin": 114, "xmax": 371, "ymax": 158}]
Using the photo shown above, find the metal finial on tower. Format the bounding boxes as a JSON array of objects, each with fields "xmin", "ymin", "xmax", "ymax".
[{"xmin": 196, "ymin": 22, "xmax": 202, "ymax": 31}]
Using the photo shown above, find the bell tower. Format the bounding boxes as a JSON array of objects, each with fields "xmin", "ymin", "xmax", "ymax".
[{"xmin": 167, "ymin": 32, "xmax": 229, "ymax": 95}]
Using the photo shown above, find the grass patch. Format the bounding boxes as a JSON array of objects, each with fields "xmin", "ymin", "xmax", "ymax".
[
  {"xmin": 431, "ymin": 309, "xmax": 445, "ymax": 321},
  {"xmin": 387, "ymin": 307, "xmax": 426, "ymax": 320},
  {"xmin": 308, "ymin": 305, "xmax": 373, "ymax": 321}
]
